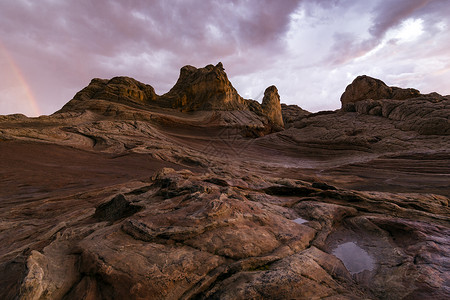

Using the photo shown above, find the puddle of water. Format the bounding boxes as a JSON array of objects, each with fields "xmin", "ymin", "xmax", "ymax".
[
  {"xmin": 293, "ymin": 217, "xmax": 307, "ymax": 224},
  {"xmin": 332, "ymin": 242, "xmax": 375, "ymax": 274}
]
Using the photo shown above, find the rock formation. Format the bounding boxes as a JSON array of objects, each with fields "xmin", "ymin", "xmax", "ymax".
[
  {"xmin": 340, "ymin": 75, "xmax": 421, "ymax": 110},
  {"xmin": 60, "ymin": 62, "xmax": 284, "ymax": 133},
  {"xmin": 261, "ymin": 85, "xmax": 284, "ymax": 129},
  {"xmin": 280, "ymin": 103, "xmax": 310, "ymax": 128},
  {"xmin": 338, "ymin": 75, "xmax": 450, "ymax": 135},
  {"xmin": 162, "ymin": 62, "xmax": 248, "ymax": 111},
  {"xmin": 62, "ymin": 77, "xmax": 159, "ymax": 110},
  {"xmin": 0, "ymin": 65, "xmax": 449, "ymax": 299}
]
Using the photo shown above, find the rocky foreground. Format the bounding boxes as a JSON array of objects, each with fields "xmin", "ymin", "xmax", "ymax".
[{"xmin": 0, "ymin": 63, "xmax": 449, "ymax": 299}]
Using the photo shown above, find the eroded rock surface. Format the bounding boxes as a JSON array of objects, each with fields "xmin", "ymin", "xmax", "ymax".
[
  {"xmin": 0, "ymin": 66, "xmax": 449, "ymax": 299},
  {"xmin": 261, "ymin": 85, "xmax": 284, "ymax": 129},
  {"xmin": 58, "ymin": 63, "xmax": 285, "ymax": 134},
  {"xmin": 162, "ymin": 62, "xmax": 248, "ymax": 112},
  {"xmin": 339, "ymin": 75, "xmax": 450, "ymax": 135},
  {"xmin": 2, "ymin": 168, "xmax": 447, "ymax": 299},
  {"xmin": 61, "ymin": 77, "xmax": 160, "ymax": 111},
  {"xmin": 340, "ymin": 75, "xmax": 421, "ymax": 107},
  {"xmin": 281, "ymin": 103, "xmax": 311, "ymax": 128}
]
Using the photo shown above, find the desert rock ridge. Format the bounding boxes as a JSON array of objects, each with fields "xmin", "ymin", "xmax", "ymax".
[
  {"xmin": 60, "ymin": 62, "xmax": 285, "ymax": 133},
  {"xmin": 0, "ymin": 63, "xmax": 449, "ymax": 299}
]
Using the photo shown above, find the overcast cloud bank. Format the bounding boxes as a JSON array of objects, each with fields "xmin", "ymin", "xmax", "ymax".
[{"xmin": 1, "ymin": 0, "xmax": 449, "ymax": 116}]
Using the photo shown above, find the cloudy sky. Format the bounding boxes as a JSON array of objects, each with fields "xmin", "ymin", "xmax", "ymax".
[{"xmin": 1, "ymin": 0, "xmax": 449, "ymax": 116}]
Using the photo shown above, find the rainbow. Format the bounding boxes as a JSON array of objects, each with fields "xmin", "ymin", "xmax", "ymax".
[{"xmin": 0, "ymin": 42, "xmax": 41, "ymax": 116}]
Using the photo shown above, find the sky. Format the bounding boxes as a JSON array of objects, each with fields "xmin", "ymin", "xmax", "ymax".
[{"xmin": 1, "ymin": 0, "xmax": 449, "ymax": 117}]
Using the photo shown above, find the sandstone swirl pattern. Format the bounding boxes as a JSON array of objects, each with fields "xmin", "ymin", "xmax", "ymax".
[{"xmin": 0, "ymin": 63, "xmax": 448, "ymax": 299}]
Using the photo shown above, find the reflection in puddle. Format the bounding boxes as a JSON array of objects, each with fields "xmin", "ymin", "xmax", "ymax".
[
  {"xmin": 332, "ymin": 242, "xmax": 375, "ymax": 274},
  {"xmin": 293, "ymin": 217, "xmax": 307, "ymax": 224}
]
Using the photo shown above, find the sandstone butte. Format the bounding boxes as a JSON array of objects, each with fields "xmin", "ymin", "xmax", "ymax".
[{"xmin": 0, "ymin": 62, "xmax": 449, "ymax": 299}]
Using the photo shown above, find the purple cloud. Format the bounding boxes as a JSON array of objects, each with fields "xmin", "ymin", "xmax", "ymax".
[{"xmin": 0, "ymin": 0, "xmax": 449, "ymax": 116}]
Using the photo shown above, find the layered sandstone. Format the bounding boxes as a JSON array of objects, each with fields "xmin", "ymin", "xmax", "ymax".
[
  {"xmin": 161, "ymin": 62, "xmax": 247, "ymax": 111},
  {"xmin": 61, "ymin": 77, "xmax": 160, "ymax": 110},
  {"xmin": 340, "ymin": 75, "xmax": 421, "ymax": 109},
  {"xmin": 261, "ymin": 85, "xmax": 284, "ymax": 129},
  {"xmin": 339, "ymin": 75, "xmax": 450, "ymax": 135},
  {"xmin": 0, "ymin": 69, "xmax": 448, "ymax": 299},
  {"xmin": 59, "ymin": 62, "xmax": 283, "ymax": 133}
]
